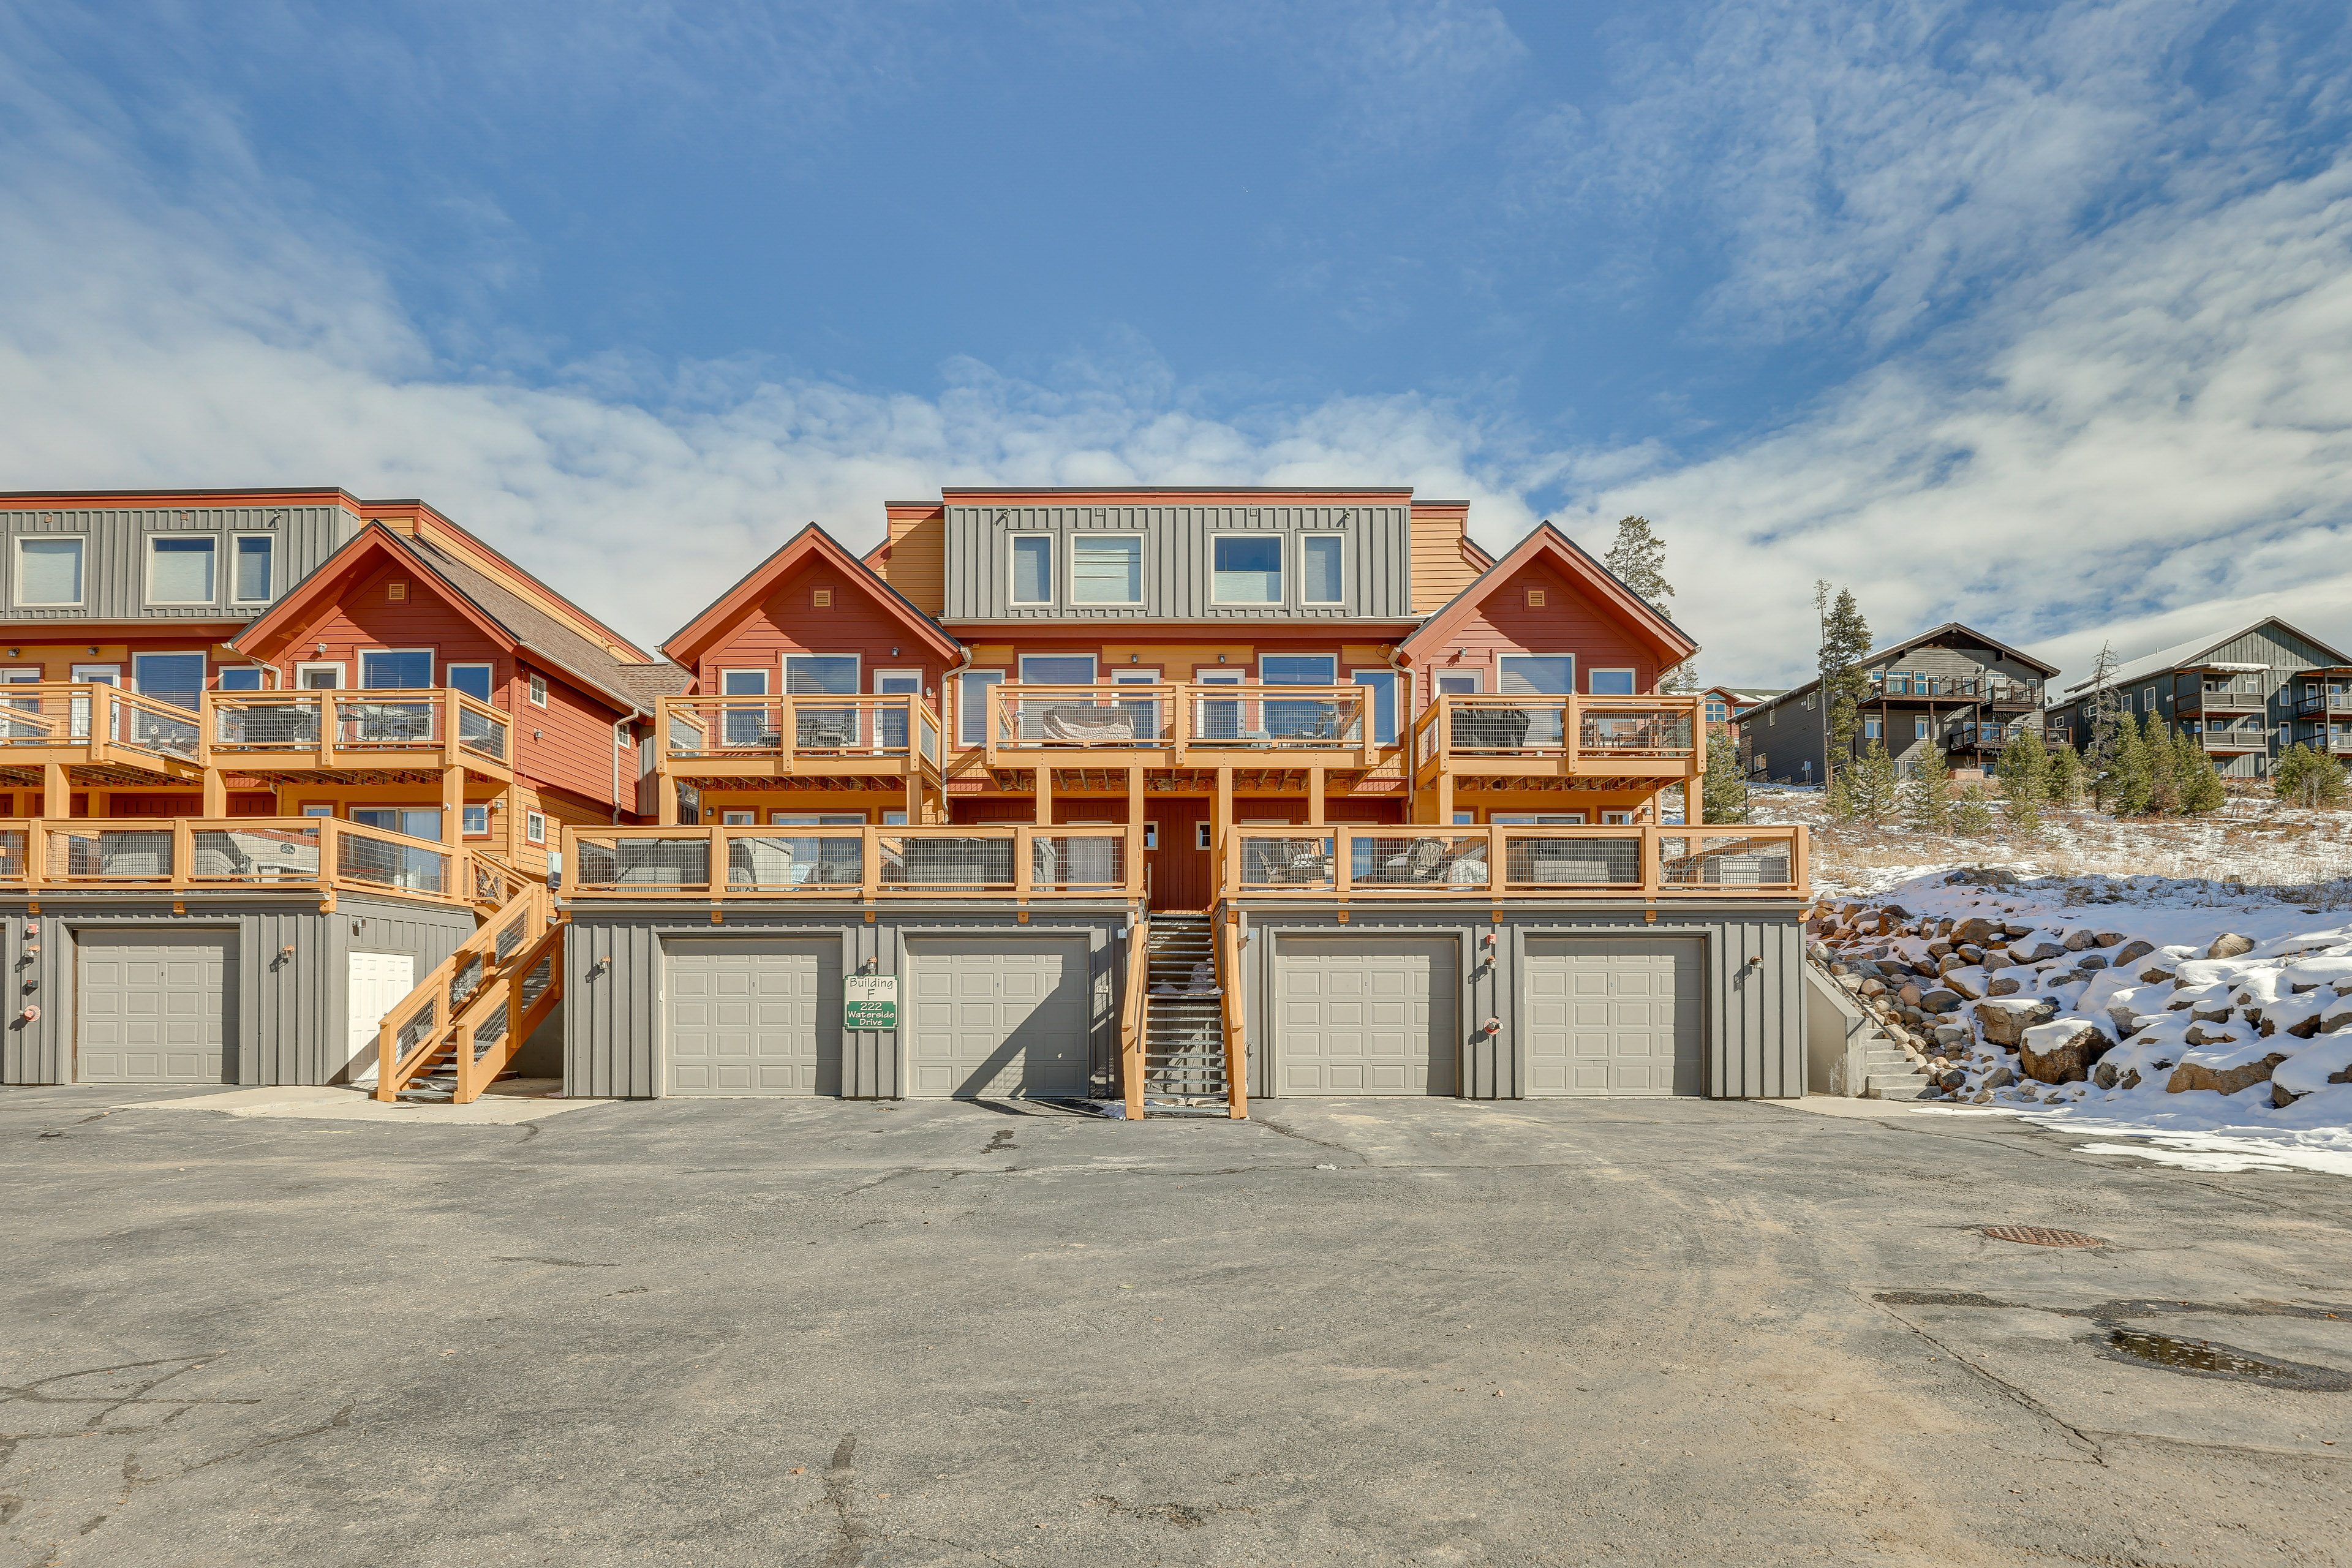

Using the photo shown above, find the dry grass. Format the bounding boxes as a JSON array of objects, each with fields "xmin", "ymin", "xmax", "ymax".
[{"xmin": 1743, "ymin": 788, "xmax": 2352, "ymax": 903}]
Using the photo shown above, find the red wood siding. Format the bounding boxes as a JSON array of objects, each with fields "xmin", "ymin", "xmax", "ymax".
[
  {"xmin": 690, "ymin": 564, "xmax": 953, "ymax": 700},
  {"xmin": 1415, "ymin": 561, "xmax": 1660, "ymax": 703}
]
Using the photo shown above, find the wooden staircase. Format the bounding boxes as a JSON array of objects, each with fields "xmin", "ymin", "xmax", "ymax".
[
  {"xmin": 1120, "ymin": 913, "xmax": 1247, "ymax": 1120},
  {"xmin": 373, "ymin": 881, "xmax": 564, "ymax": 1104}
]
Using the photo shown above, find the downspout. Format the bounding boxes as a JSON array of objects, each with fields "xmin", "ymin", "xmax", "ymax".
[{"xmin": 1389, "ymin": 643, "xmax": 1414, "ymax": 822}]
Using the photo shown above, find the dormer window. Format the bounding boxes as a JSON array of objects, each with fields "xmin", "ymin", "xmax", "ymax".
[
  {"xmin": 1212, "ymin": 536, "xmax": 1282, "ymax": 604},
  {"xmin": 1009, "ymin": 535, "xmax": 1054, "ymax": 606}
]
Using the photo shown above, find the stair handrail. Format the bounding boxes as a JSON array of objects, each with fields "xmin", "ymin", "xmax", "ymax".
[
  {"xmin": 374, "ymin": 881, "xmax": 556, "ymax": 1102},
  {"xmin": 452, "ymin": 919, "xmax": 566, "ymax": 1102},
  {"xmin": 1212, "ymin": 905, "xmax": 1248, "ymax": 1120},
  {"xmin": 1121, "ymin": 915, "xmax": 1150, "ymax": 1121}
]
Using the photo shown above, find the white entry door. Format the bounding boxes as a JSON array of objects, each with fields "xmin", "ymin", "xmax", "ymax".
[{"xmin": 344, "ymin": 951, "xmax": 417, "ymax": 1084}]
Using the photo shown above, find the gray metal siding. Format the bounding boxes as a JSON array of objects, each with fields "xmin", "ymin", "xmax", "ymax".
[
  {"xmin": 562, "ymin": 905, "xmax": 1132, "ymax": 1099},
  {"xmin": 1237, "ymin": 902, "xmax": 1803, "ymax": 1099},
  {"xmin": 941, "ymin": 503, "xmax": 1411, "ymax": 622},
  {"xmin": 0, "ymin": 503, "xmax": 355, "ymax": 622},
  {"xmin": 0, "ymin": 894, "xmax": 472, "ymax": 1086}
]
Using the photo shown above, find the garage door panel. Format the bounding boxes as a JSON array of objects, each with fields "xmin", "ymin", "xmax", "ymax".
[
  {"xmin": 1276, "ymin": 937, "xmax": 1456, "ymax": 1097},
  {"xmin": 665, "ymin": 938, "xmax": 839, "ymax": 1096},
  {"xmin": 1525, "ymin": 938, "xmax": 1702, "ymax": 1097},
  {"xmin": 78, "ymin": 932, "xmax": 235, "ymax": 1085},
  {"xmin": 903, "ymin": 938, "xmax": 1090, "ymax": 1099}
]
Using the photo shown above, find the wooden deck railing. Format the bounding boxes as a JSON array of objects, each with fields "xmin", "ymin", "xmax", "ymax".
[
  {"xmin": 1214, "ymin": 911, "xmax": 1248, "ymax": 1119},
  {"xmin": 0, "ymin": 683, "xmax": 208, "ymax": 776},
  {"xmin": 374, "ymin": 881, "xmax": 563, "ymax": 1103},
  {"xmin": 658, "ymin": 693, "xmax": 941, "ymax": 769},
  {"xmin": 201, "ymin": 688, "xmax": 513, "ymax": 776},
  {"xmin": 0, "ymin": 816, "xmax": 491, "ymax": 907},
  {"xmin": 1120, "ymin": 916, "xmax": 1150, "ymax": 1121},
  {"xmin": 1221, "ymin": 823, "xmax": 1806, "ymax": 900},
  {"xmin": 561, "ymin": 823, "xmax": 1145, "ymax": 899},
  {"xmin": 982, "ymin": 682, "xmax": 1378, "ymax": 767},
  {"xmin": 1411, "ymin": 694, "xmax": 1702, "ymax": 781}
]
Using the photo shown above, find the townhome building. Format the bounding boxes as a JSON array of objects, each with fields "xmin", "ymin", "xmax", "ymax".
[
  {"xmin": 551, "ymin": 488, "xmax": 1811, "ymax": 1115},
  {"xmin": 0, "ymin": 489, "xmax": 677, "ymax": 1095},
  {"xmin": 1738, "ymin": 623, "xmax": 2057, "ymax": 783},
  {"xmin": 1702, "ymin": 685, "xmax": 1778, "ymax": 732},
  {"xmin": 2048, "ymin": 617, "xmax": 2352, "ymax": 776}
]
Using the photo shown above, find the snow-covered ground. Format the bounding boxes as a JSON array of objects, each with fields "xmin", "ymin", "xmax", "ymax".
[{"xmin": 1793, "ymin": 789, "xmax": 2352, "ymax": 1177}]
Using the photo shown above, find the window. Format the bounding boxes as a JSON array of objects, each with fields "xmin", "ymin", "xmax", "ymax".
[
  {"xmin": 1212, "ymin": 535, "xmax": 1282, "ymax": 604},
  {"xmin": 301, "ymin": 803, "xmax": 334, "ymax": 817},
  {"xmin": 1601, "ymin": 810, "xmax": 1635, "ymax": 826},
  {"xmin": 1767, "ymin": 706, "xmax": 1777, "ymax": 726},
  {"xmin": 526, "ymin": 811, "xmax": 547, "ymax": 845},
  {"xmin": 1300, "ymin": 535, "xmax": 1344, "ymax": 605},
  {"xmin": 721, "ymin": 810, "xmax": 756, "ymax": 826},
  {"xmin": 720, "ymin": 668, "xmax": 770, "ymax": 696},
  {"xmin": 528, "ymin": 672, "xmax": 548, "ymax": 707},
  {"xmin": 1499, "ymin": 655, "xmax": 1575, "ymax": 694},
  {"xmin": 132, "ymin": 653, "xmax": 207, "ymax": 712},
  {"xmin": 232, "ymin": 535, "xmax": 274, "ymax": 603},
  {"xmin": 461, "ymin": 805, "xmax": 490, "ymax": 836},
  {"xmin": 1863, "ymin": 717, "xmax": 1882, "ymax": 740},
  {"xmin": 1452, "ymin": 812, "xmax": 1476, "ymax": 826},
  {"xmin": 1915, "ymin": 717, "xmax": 1930, "ymax": 740},
  {"xmin": 783, "ymin": 654, "xmax": 859, "ymax": 695},
  {"xmin": 351, "ymin": 807, "xmax": 442, "ymax": 841},
  {"xmin": 1882, "ymin": 672, "xmax": 1909, "ymax": 695},
  {"xmin": 296, "ymin": 663, "xmax": 343, "ymax": 689},
  {"xmin": 1071, "ymin": 536, "xmax": 1142, "ymax": 605},
  {"xmin": 1588, "ymin": 668, "xmax": 1635, "ymax": 696},
  {"xmin": 1354, "ymin": 669, "xmax": 1398, "ymax": 745},
  {"xmin": 883, "ymin": 812, "xmax": 908, "ymax": 826},
  {"xmin": 959, "ymin": 669, "xmax": 1005, "ymax": 747},
  {"xmin": 146, "ymin": 537, "xmax": 217, "ymax": 603},
  {"xmin": 360, "ymin": 649, "xmax": 434, "ymax": 688},
  {"xmin": 2142, "ymin": 687, "xmax": 2158, "ymax": 712},
  {"xmin": 1194, "ymin": 821, "xmax": 1214, "ymax": 851},
  {"xmin": 1705, "ymin": 700, "xmax": 1728, "ymax": 724},
  {"xmin": 217, "ymin": 666, "xmax": 266, "ymax": 692},
  {"xmin": 447, "ymin": 663, "xmax": 494, "ymax": 703},
  {"xmin": 16, "ymin": 537, "xmax": 84, "ymax": 606},
  {"xmin": 1009, "ymin": 535, "xmax": 1054, "ymax": 605},
  {"xmin": 1435, "ymin": 672, "xmax": 1482, "ymax": 696},
  {"xmin": 1494, "ymin": 812, "xmax": 1588, "ymax": 824},
  {"xmin": 1138, "ymin": 822, "xmax": 1159, "ymax": 850},
  {"xmin": 770, "ymin": 812, "xmax": 865, "ymax": 825},
  {"xmin": 1260, "ymin": 654, "xmax": 1336, "ymax": 685},
  {"xmin": 1018, "ymin": 654, "xmax": 1096, "ymax": 685}
]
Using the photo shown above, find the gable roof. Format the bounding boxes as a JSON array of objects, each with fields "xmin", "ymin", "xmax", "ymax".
[
  {"xmin": 1398, "ymin": 522, "xmax": 1699, "ymax": 667},
  {"xmin": 1744, "ymin": 621, "xmax": 2060, "ymax": 717},
  {"xmin": 661, "ymin": 523, "xmax": 961, "ymax": 667},
  {"xmin": 2059, "ymin": 616, "xmax": 2352, "ymax": 696},
  {"xmin": 228, "ymin": 523, "xmax": 683, "ymax": 715}
]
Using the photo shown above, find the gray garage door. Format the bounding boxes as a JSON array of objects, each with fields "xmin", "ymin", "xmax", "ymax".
[
  {"xmin": 905, "ymin": 937, "xmax": 1088, "ymax": 1098},
  {"xmin": 665, "ymin": 938, "xmax": 840, "ymax": 1096},
  {"xmin": 78, "ymin": 931, "xmax": 236, "ymax": 1085},
  {"xmin": 1523, "ymin": 937, "xmax": 1702, "ymax": 1096},
  {"xmin": 1276, "ymin": 936, "xmax": 1457, "ymax": 1096}
]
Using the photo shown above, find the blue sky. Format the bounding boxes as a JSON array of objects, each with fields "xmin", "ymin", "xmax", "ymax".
[{"xmin": 2, "ymin": 1, "xmax": 2350, "ymax": 683}]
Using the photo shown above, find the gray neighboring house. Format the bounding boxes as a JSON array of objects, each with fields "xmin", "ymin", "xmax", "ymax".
[
  {"xmin": 1738, "ymin": 623, "xmax": 2059, "ymax": 785},
  {"xmin": 2049, "ymin": 618, "xmax": 2352, "ymax": 778}
]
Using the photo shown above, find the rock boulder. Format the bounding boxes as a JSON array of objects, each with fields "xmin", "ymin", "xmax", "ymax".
[
  {"xmin": 2166, "ymin": 1052, "xmax": 2288, "ymax": 1096},
  {"xmin": 2019, "ymin": 1019, "xmax": 2114, "ymax": 1084},
  {"xmin": 2207, "ymin": 933, "xmax": 2256, "ymax": 960},
  {"xmin": 1975, "ymin": 998, "xmax": 2059, "ymax": 1046}
]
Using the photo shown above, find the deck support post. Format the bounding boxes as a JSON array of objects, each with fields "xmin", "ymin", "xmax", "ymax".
[
  {"xmin": 1306, "ymin": 767, "xmax": 1324, "ymax": 827},
  {"xmin": 440, "ymin": 767, "xmax": 466, "ymax": 846},
  {"xmin": 1034, "ymin": 767, "xmax": 1054, "ymax": 826},
  {"xmin": 42, "ymin": 762, "xmax": 69, "ymax": 820},
  {"xmin": 1126, "ymin": 766, "xmax": 1144, "ymax": 895},
  {"xmin": 657, "ymin": 772, "xmax": 679, "ymax": 826},
  {"xmin": 200, "ymin": 770, "xmax": 227, "ymax": 818}
]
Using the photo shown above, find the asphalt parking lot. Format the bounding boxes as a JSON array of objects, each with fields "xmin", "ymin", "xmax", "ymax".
[{"xmin": 5, "ymin": 1088, "xmax": 2349, "ymax": 1568}]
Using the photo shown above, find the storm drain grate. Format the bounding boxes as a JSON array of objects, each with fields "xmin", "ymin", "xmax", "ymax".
[{"xmin": 1980, "ymin": 1225, "xmax": 2107, "ymax": 1248}]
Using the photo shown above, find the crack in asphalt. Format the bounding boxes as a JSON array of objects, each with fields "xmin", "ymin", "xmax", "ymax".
[
  {"xmin": 821, "ymin": 1433, "xmax": 869, "ymax": 1568},
  {"xmin": 1253, "ymin": 1118, "xmax": 1364, "ymax": 1161},
  {"xmin": 489, "ymin": 1256, "xmax": 620, "ymax": 1268}
]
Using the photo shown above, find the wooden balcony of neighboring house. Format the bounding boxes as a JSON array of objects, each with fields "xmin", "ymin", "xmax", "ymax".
[
  {"xmin": 201, "ymin": 688, "xmax": 515, "ymax": 786},
  {"xmin": 652, "ymin": 693, "xmax": 942, "ymax": 823},
  {"xmin": 562, "ymin": 822, "xmax": 1143, "ymax": 902},
  {"xmin": 1945, "ymin": 722, "xmax": 2039, "ymax": 752},
  {"xmin": 1220, "ymin": 822, "xmax": 1807, "ymax": 902},
  {"xmin": 2175, "ymin": 688, "xmax": 2269, "ymax": 717},
  {"xmin": 2193, "ymin": 723, "xmax": 2272, "ymax": 753},
  {"xmin": 1410, "ymin": 695, "xmax": 1702, "ymax": 792},
  {"xmin": 2293, "ymin": 687, "xmax": 2352, "ymax": 720},
  {"xmin": 981, "ymin": 684, "xmax": 1383, "ymax": 773},
  {"xmin": 0, "ymin": 815, "xmax": 524, "ymax": 914},
  {"xmin": 0, "ymin": 682, "xmax": 208, "ymax": 800}
]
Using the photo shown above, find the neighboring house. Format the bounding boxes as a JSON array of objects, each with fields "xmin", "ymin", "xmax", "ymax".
[
  {"xmin": 562, "ymin": 488, "xmax": 1811, "ymax": 1112},
  {"xmin": 1702, "ymin": 685, "xmax": 1778, "ymax": 732},
  {"xmin": 2050, "ymin": 617, "xmax": 2352, "ymax": 778},
  {"xmin": 1738, "ymin": 624, "xmax": 2058, "ymax": 784},
  {"xmin": 0, "ymin": 488, "xmax": 677, "ymax": 1098}
]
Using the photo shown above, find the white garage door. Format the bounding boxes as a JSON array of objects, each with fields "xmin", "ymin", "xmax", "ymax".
[
  {"xmin": 665, "ymin": 938, "xmax": 840, "ymax": 1096},
  {"xmin": 905, "ymin": 937, "xmax": 1088, "ymax": 1099},
  {"xmin": 1276, "ymin": 936, "xmax": 1457, "ymax": 1096},
  {"xmin": 1524, "ymin": 937, "xmax": 1702, "ymax": 1096},
  {"xmin": 78, "ymin": 930, "xmax": 236, "ymax": 1084}
]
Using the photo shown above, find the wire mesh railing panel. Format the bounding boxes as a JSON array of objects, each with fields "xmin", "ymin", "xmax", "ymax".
[
  {"xmin": 1446, "ymin": 702, "xmax": 1569, "ymax": 750},
  {"xmin": 209, "ymin": 696, "xmax": 325, "ymax": 748},
  {"xmin": 878, "ymin": 835, "xmax": 1016, "ymax": 890},
  {"xmin": 1238, "ymin": 835, "xmax": 1336, "ymax": 889},
  {"xmin": 1031, "ymin": 835, "xmax": 1126, "ymax": 890},
  {"xmin": 337, "ymin": 831, "xmax": 448, "ymax": 895},
  {"xmin": 0, "ymin": 692, "xmax": 70, "ymax": 745},
  {"xmin": 725, "ymin": 834, "xmax": 864, "ymax": 890},
  {"xmin": 1348, "ymin": 834, "xmax": 1491, "ymax": 888},
  {"xmin": 998, "ymin": 696, "xmax": 1166, "ymax": 746},
  {"xmin": 191, "ymin": 826, "xmax": 320, "ymax": 881},
  {"xmin": 450, "ymin": 953, "xmax": 484, "ymax": 1012},
  {"xmin": 396, "ymin": 998, "xmax": 439, "ymax": 1058},
  {"xmin": 120, "ymin": 699, "xmax": 201, "ymax": 760},
  {"xmin": 1502, "ymin": 834, "xmax": 1642, "ymax": 888},
  {"xmin": 49, "ymin": 828, "xmax": 174, "ymax": 880},
  {"xmin": 1189, "ymin": 696, "xmax": 1363, "ymax": 747},
  {"xmin": 574, "ymin": 835, "xmax": 714, "ymax": 888},
  {"xmin": 1659, "ymin": 835, "xmax": 1795, "ymax": 888},
  {"xmin": 1577, "ymin": 709, "xmax": 1695, "ymax": 753},
  {"xmin": 458, "ymin": 706, "xmax": 508, "ymax": 760},
  {"xmin": 0, "ymin": 829, "xmax": 23, "ymax": 878},
  {"xmin": 492, "ymin": 913, "xmax": 527, "ymax": 962},
  {"xmin": 333, "ymin": 699, "xmax": 440, "ymax": 748},
  {"xmin": 920, "ymin": 710, "xmax": 940, "ymax": 764}
]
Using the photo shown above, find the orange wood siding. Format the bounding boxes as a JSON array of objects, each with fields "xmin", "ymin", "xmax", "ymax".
[
  {"xmin": 690, "ymin": 562, "xmax": 954, "ymax": 699},
  {"xmin": 1414, "ymin": 559, "xmax": 1662, "ymax": 701},
  {"xmin": 1410, "ymin": 505, "xmax": 1480, "ymax": 613},
  {"xmin": 875, "ymin": 505, "xmax": 946, "ymax": 616},
  {"xmin": 247, "ymin": 560, "xmax": 633, "ymax": 809}
]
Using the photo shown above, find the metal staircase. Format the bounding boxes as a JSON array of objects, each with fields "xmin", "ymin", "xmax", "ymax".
[
  {"xmin": 1129, "ymin": 913, "xmax": 1235, "ymax": 1117},
  {"xmin": 372, "ymin": 883, "xmax": 564, "ymax": 1104}
]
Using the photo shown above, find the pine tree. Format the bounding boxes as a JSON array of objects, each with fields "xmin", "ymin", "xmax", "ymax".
[
  {"xmin": 1902, "ymin": 747, "xmax": 1952, "ymax": 834},
  {"xmin": 2141, "ymin": 710, "xmax": 2181, "ymax": 814},
  {"xmin": 1605, "ymin": 515, "xmax": 1698, "ymax": 694},
  {"xmin": 1825, "ymin": 767, "xmax": 1855, "ymax": 825},
  {"xmin": 1700, "ymin": 722, "xmax": 1749, "ymax": 824},
  {"xmin": 2179, "ymin": 732, "xmax": 2226, "ymax": 813},
  {"xmin": 1951, "ymin": 780, "xmax": 1996, "ymax": 837},
  {"xmin": 1813, "ymin": 582, "xmax": 1872, "ymax": 801},
  {"xmin": 2275, "ymin": 743, "xmax": 2348, "ymax": 809},
  {"xmin": 2082, "ymin": 640, "xmax": 2127, "ymax": 804},
  {"xmin": 2109, "ymin": 715, "xmax": 2152, "ymax": 816},
  {"xmin": 1850, "ymin": 740, "xmax": 1900, "ymax": 826},
  {"xmin": 1995, "ymin": 728, "xmax": 2048, "ymax": 836},
  {"xmin": 2047, "ymin": 741, "xmax": 2082, "ymax": 812}
]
